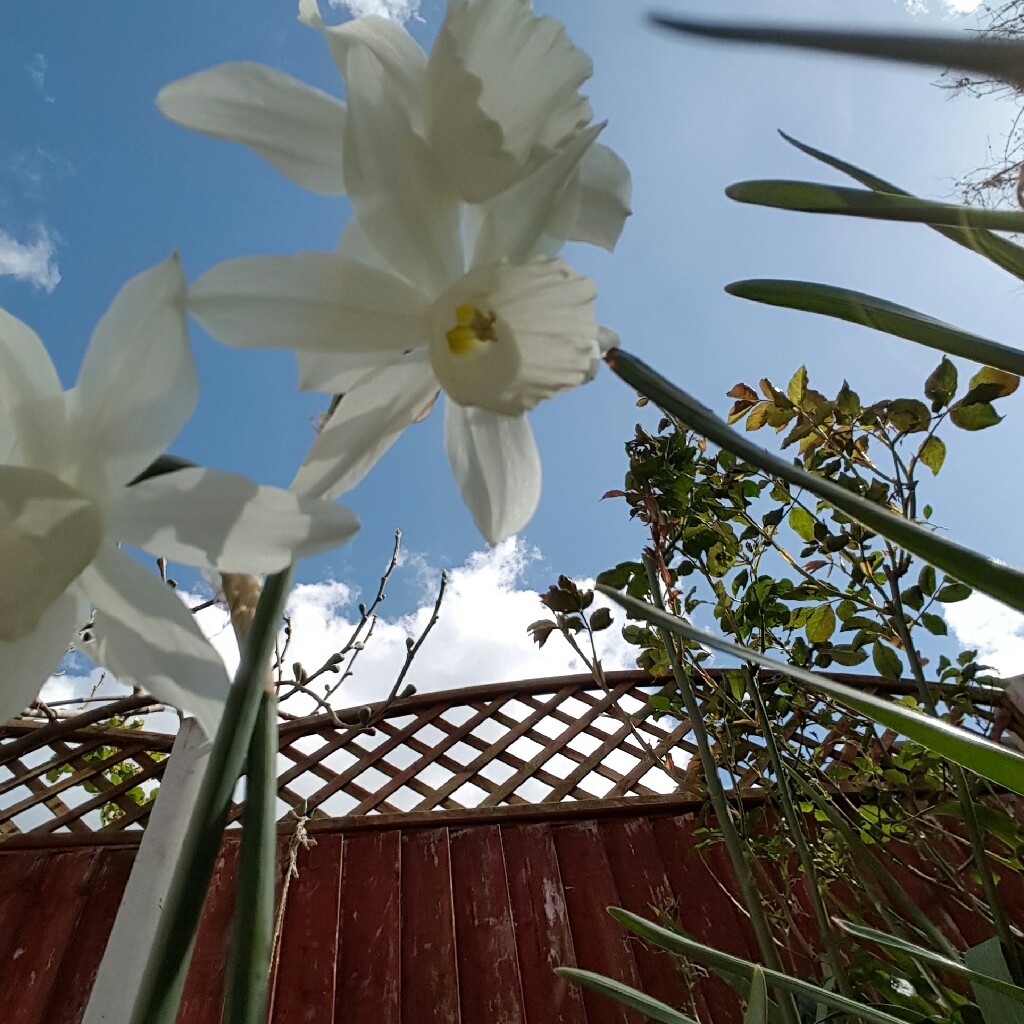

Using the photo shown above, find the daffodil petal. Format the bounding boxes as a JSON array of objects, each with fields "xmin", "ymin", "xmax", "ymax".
[
  {"xmin": 426, "ymin": 0, "xmax": 592, "ymax": 203},
  {"xmin": 297, "ymin": 347, "xmax": 403, "ymax": 394},
  {"xmin": 0, "ymin": 309, "xmax": 63, "ymax": 466},
  {"xmin": 0, "ymin": 591, "xmax": 84, "ymax": 726},
  {"xmin": 68, "ymin": 254, "xmax": 196, "ymax": 494},
  {"xmin": 108, "ymin": 466, "xmax": 360, "ymax": 573},
  {"xmin": 189, "ymin": 251, "xmax": 429, "ymax": 355},
  {"xmin": 328, "ymin": 16, "xmax": 462, "ymax": 296},
  {"xmin": 157, "ymin": 62, "xmax": 348, "ymax": 195},
  {"xmin": 82, "ymin": 544, "xmax": 230, "ymax": 738},
  {"xmin": 292, "ymin": 350, "xmax": 439, "ymax": 500},
  {"xmin": 444, "ymin": 401, "xmax": 541, "ymax": 546},
  {"xmin": 551, "ymin": 142, "xmax": 633, "ymax": 252},
  {"xmin": 472, "ymin": 122, "xmax": 602, "ymax": 266},
  {"xmin": 430, "ymin": 257, "xmax": 599, "ymax": 417},
  {"xmin": 0, "ymin": 465, "xmax": 102, "ymax": 643}
]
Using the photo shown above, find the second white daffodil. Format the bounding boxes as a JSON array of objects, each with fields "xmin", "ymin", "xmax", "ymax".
[{"xmin": 0, "ymin": 255, "xmax": 359, "ymax": 736}]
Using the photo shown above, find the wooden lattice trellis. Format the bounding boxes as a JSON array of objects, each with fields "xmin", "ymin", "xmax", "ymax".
[{"xmin": 0, "ymin": 669, "xmax": 1014, "ymax": 842}]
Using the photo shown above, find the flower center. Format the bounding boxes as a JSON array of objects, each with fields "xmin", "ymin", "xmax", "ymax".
[{"xmin": 446, "ymin": 304, "xmax": 498, "ymax": 356}]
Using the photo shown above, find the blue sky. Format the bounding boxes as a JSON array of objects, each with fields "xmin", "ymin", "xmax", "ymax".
[{"xmin": 2, "ymin": 0, "xmax": 1019, "ymax": 634}]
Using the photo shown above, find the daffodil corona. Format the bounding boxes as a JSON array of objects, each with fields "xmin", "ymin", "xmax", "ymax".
[{"xmin": 0, "ymin": 255, "xmax": 360, "ymax": 735}]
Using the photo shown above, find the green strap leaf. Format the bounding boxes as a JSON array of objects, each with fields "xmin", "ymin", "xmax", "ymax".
[
  {"xmin": 965, "ymin": 937, "xmax": 1024, "ymax": 1024},
  {"xmin": 555, "ymin": 968, "xmax": 700, "ymax": 1024},
  {"xmin": 725, "ymin": 280, "xmax": 1024, "ymax": 377},
  {"xmin": 598, "ymin": 585, "xmax": 1024, "ymax": 794},
  {"xmin": 607, "ymin": 349, "xmax": 1024, "ymax": 617},
  {"xmin": 744, "ymin": 967, "xmax": 769, "ymax": 1024},
  {"xmin": 607, "ymin": 908, "xmax": 912, "ymax": 1024},
  {"xmin": 836, "ymin": 921, "xmax": 1024, "ymax": 1012},
  {"xmin": 649, "ymin": 18, "xmax": 1024, "ymax": 91},
  {"xmin": 726, "ymin": 180, "xmax": 1024, "ymax": 232},
  {"xmin": 776, "ymin": 132, "xmax": 1024, "ymax": 282}
]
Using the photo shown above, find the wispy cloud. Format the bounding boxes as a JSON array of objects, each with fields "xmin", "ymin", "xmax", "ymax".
[
  {"xmin": 0, "ymin": 224, "xmax": 61, "ymax": 292},
  {"xmin": 329, "ymin": 0, "xmax": 421, "ymax": 22},
  {"xmin": 903, "ymin": 0, "xmax": 983, "ymax": 13},
  {"xmin": 26, "ymin": 52, "xmax": 55, "ymax": 103}
]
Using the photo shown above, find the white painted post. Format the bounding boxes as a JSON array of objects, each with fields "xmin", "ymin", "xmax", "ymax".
[{"xmin": 82, "ymin": 718, "xmax": 211, "ymax": 1024}]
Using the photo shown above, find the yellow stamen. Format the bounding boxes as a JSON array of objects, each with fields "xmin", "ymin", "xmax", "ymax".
[{"xmin": 446, "ymin": 304, "xmax": 497, "ymax": 356}]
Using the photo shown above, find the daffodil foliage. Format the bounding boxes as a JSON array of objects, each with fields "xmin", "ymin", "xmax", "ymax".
[{"xmin": 163, "ymin": 0, "xmax": 631, "ymax": 544}]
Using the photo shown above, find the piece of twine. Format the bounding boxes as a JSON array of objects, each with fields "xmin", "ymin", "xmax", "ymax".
[{"xmin": 270, "ymin": 810, "xmax": 317, "ymax": 974}]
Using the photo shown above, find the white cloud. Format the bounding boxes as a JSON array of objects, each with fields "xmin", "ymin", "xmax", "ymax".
[
  {"xmin": 35, "ymin": 538, "xmax": 637, "ymax": 728},
  {"xmin": 901, "ymin": 0, "xmax": 982, "ymax": 12},
  {"xmin": 26, "ymin": 52, "xmax": 55, "ymax": 103},
  {"xmin": 943, "ymin": 593, "xmax": 1024, "ymax": 676},
  {"xmin": 0, "ymin": 224, "xmax": 61, "ymax": 292},
  {"xmin": 329, "ymin": 0, "xmax": 420, "ymax": 21},
  {"xmin": 191, "ymin": 538, "xmax": 636, "ymax": 716}
]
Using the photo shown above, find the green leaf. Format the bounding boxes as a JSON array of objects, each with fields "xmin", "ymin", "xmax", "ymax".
[
  {"xmin": 590, "ymin": 607, "xmax": 613, "ymax": 632},
  {"xmin": 968, "ymin": 366, "xmax": 1020, "ymax": 400},
  {"xmin": 919, "ymin": 564, "xmax": 936, "ymax": 596},
  {"xmin": 806, "ymin": 604, "xmax": 836, "ymax": 644},
  {"xmin": 921, "ymin": 613, "xmax": 947, "ymax": 637},
  {"xmin": 650, "ymin": 18, "xmax": 1024, "ymax": 91},
  {"xmin": 950, "ymin": 401, "xmax": 1002, "ymax": 431},
  {"xmin": 787, "ymin": 365, "xmax": 808, "ymax": 404},
  {"xmin": 608, "ymin": 349, "xmax": 1024, "ymax": 616},
  {"xmin": 918, "ymin": 436, "xmax": 945, "ymax": 476},
  {"xmin": 788, "ymin": 506, "xmax": 817, "ymax": 542},
  {"xmin": 597, "ymin": 587, "xmax": 1024, "ymax": 796},
  {"xmin": 725, "ymin": 281, "xmax": 1024, "ymax": 378},
  {"xmin": 872, "ymin": 640, "xmax": 903, "ymax": 681},
  {"xmin": 925, "ymin": 358, "xmax": 959, "ymax": 408},
  {"xmin": 744, "ymin": 967, "xmax": 769, "ymax": 1024},
  {"xmin": 887, "ymin": 399, "xmax": 931, "ymax": 434},
  {"xmin": 836, "ymin": 922, "xmax": 1024, "ymax": 1013},
  {"xmin": 608, "ymin": 908, "xmax": 912, "ymax": 1024},
  {"xmin": 777, "ymin": 131, "xmax": 1024, "ymax": 283},
  {"xmin": 555, "ymin": 968, "xmax": 700, "ymax": 1024},
  {"xmin": 964, "ymin": 937, "xmax": 1024, "ymax": 1024},
  {"xmin": 937, "ymin": 582, "xmax": 972, "ymax": 603},
  {"xmin": 726, "ymin": 180, "xmax": 1024, "ymax": 232}
]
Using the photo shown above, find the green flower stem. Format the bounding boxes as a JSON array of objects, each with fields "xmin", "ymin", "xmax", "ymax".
[
  {"xmin": 642, "ymin": 556, "xmax": 801, "ymax": 1024},
  {"xmin": 221, "ymin": 686, "xmax": 279, "ymax": 1024},
  {"xmin": 885, "ymin": 571, "xmax": 1024, "ymax": 986},
  {"xmin": 742, "ymin": 664, "xmax": 852, "ymax": 999},
  {"xmin": 129, "ymin": 566, "xmax": 295, "ymax": 1024}
]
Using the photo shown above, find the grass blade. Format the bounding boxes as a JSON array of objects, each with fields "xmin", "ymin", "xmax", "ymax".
[
  {"xmin": 838, "ymin": 921, "xmax": 1024, "ymax": 1010},
  {"xmin": 649, "ymin": 18, "xmax": 1024, "ymax": 91},
  {"xmin": 597, "ymin": 586, "xmax": 1024, "ymax": 795},
  {"xmin": 607, "ymin": 348, "xmax": 1024, "ymax": 616},
  {"xmin": 725, "ymin": 279, "xmax": 1024, "ymax": 376},
  {"xmin": 221, "ymin": 688, "xmax": 279, "ymax": 1024},
  {"xmin": 555, "ymin": 968, "xmax": 700, "ymax": 1024},
  {"xmin": 726, "ymin": 180, "xmax": 1024, "ymax": 232},
  {"xmin": 609, "ymin": 908, "xmax": 912, "ymax": 1024},
  {"xmin": 777, "ymin": 132, "xmax": 1024, "ymax": 281}
]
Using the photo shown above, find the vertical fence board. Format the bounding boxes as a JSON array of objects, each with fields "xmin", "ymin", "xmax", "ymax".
[
  {"xmin": 450, "ymin": 825, "xmax": 527, "ymax": 1024},
  {"xmin": 650, "ymin": 814, "xmax": 745, "ymax": 1023},
  {"xmin": 42, "ymin": 848, "xmax": 136, "ymax": 1024},
  {"xmin": 501, "ymin": 823, "xmax": 587, "ymax": 1024},
  {"xmin": 5, "ymin": 849, "xmax": 97, "ymax": 1024},
  {"xmin": 336, "ymin": 830, "xmax": 401, "ymax": 1024},
  {"xmin": 400, "ymin": 828, "xmax": 460, "ymax": 1024},
  {"xmin": 554, "ymin": 821, "xmax": 643, "ymax": 1024},
  {"xmin": 270, "ymin": 832, "xmax": 344, "ymax": 1024},
  {"xmin": 602, "ymin": 817, "xmax": 703, "ymax": 1021},
  {"xmin": 175, "ymin": 839, "xmax": 241, "ymax": 1023}
]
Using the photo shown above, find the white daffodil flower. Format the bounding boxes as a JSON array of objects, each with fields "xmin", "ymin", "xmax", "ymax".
[
  {"xmin": 156, "ymin": 0, "xmax": 631, "ymax": 251},
  {"xmin": 0, "ymin": 254, "xmax": 360, "ymax": 736}
]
